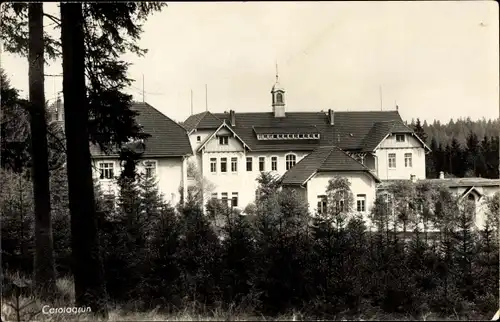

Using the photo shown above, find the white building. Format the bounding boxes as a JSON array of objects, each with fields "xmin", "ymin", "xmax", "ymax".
[
  {"xmin": 182, "ymin": 74, "xmax": 430, "ymax": 215},
  {"xmin": 48, "ymin": 100, "xmax": 193, "ymax": 206}
]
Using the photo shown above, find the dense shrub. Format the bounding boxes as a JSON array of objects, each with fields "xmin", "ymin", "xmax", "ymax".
[{"xmin": 2, "ymin": 170, "xmax": 498, "ymax": 318}]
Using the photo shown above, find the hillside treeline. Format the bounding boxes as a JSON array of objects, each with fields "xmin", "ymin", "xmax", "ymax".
[{"xmin": 410, "ymin": 118, "xmax": 499, "ymax": 179}]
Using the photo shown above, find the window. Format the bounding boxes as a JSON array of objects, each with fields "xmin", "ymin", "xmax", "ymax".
[
  {"xmin": 255, "ymin": 189, "xmax": 260, "ymax": 201},
  {"xmin": 246, "ymin": 157, "xmax": 253, "ymax": 171},
  {"xmin": 259, "ymin": 157, "xmax": 265, "ymax": 172},
  {"xmin": 273, "ymin": 134, "xmax": 278, "ymax": 139},
  {"xmin": 388, "ymin": 153, "xmax": 396, "ymax": 168},
  {"xmin": 220, "ymin": 157, "xmax": 227, "ymax": 173},
  {"xmin": 231, "ymin": 157, "xmax": 238, "ymax": 172},
  {"xmin": 219, "ymin": 136, "xmax": 229, "ymax": 145},
  {"xmin": 317, "ymin": 195, "xmax": 327, "ymax": 215},
  {"xmin": 335, "ymin": 200, "xmax": 345, "ymax": 213},
  {"xmin": 395, "ymin": 134, "xmax": 405, "ymax": 142},
  {"xmin": 271, "ymin": 156, "xmax": 278, "ymax": 171},
  {"xmin": 276, "ymin": 92, "xmax": 283, "ymax": 104},
  {"xmin": 231, "ymin": 192, "xmax": 239, "ymax": 207},
  {"xmin": 196, "ymin": 135, "xmax": 201, "ymax": 142},
  {"xmin": 404, "ymin": 153, "xmax": 412, "ymax": 168},
  {"xmin": 210, "ymin": 158, "xmax": 217, "ymax": 173},
  {"xmin": 211, "ymin": 193, "xmax": 218, "ymax": 200},
  {"xmin": 285, "ymin": 154, "xmax": 296, "ymax": 170},
  {"xmin": 99, "ymin": 162, "xmax": 114, "ymax": 180},
  {"xmin": 143, "ymin": 160, "xmax": 156, "ymax": 178},
  {"xmin": 356, "ymin": 194, "xmax": 366, "ymax": 212},
  {"xmin": 221, "ymin": 192, "xmax": 228, "ymax": 206}
]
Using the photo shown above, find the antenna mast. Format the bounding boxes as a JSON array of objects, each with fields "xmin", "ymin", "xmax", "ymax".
[
  {"xmin": 142, "ymin": 74, "xmax": 145, "ymax": 103},
  {"xmin": 190, "ymin": 89, "xmax": 193, "ymax": 115},
  {"xmin": 379, "ymin": 85, "xmax": 383, "ymax": 111}
]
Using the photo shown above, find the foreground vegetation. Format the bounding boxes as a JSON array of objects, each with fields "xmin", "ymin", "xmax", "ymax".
[{"xmin": 2, "ymin": 169, "xmax": 498, "ymax": 321}]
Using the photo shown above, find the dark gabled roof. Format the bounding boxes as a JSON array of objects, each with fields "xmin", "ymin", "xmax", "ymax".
[
  {"xmin": 253, "ymin": 125, "xmax": 320, "ymax": 135},
  {"xmin": 208, "ymin": 110, "xmax": 404, "ymax": 151},
  {"xmin": 91, "ymin": 102, "xmax": 192, "ymax": 158},
  {"xmin": 280, "ymin": 146, "xmax": 380, "ymax": 186},
  {"xmin": 182, "ymin": 111, "xmax": 223, "ymax": 132},
  {"xmin": 361, "ymin": 120, "xmax": 414, "ymax": 152}
]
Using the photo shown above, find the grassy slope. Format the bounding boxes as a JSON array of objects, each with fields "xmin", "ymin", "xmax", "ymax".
[{"xmin": 1, "ymin": 275, "xmax": 492, "ymax": 321}]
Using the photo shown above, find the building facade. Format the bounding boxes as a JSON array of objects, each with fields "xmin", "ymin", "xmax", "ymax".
[
  {"xmin": 48, "ymin": 100, "xmax": 193, "ymax": 206},
  {"xmin": 182, "ymin": 75, "xmax": 430, "ymax": 216}
]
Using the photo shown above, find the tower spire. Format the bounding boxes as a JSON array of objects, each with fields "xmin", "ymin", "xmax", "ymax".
[{"xmin": 275, "ymin": 60, "xmax": 279, "ymax": 82}]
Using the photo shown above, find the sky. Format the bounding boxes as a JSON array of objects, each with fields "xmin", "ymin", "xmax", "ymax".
[{"xmin": 2, "ymin": 1, "xmax": 499, "ymax": 124}]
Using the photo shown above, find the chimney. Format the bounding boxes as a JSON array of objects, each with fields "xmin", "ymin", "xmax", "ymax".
[
  {"xmin": 328, "ymin": 109, "xmax": 334, "ymax": 125},
  {"xmin": 229, "ymin": 110, "xmax": 236, "ymax": 126},
  {"xmin": 439, "ymin": 171, "xmax": 444, "ymax": 179}
]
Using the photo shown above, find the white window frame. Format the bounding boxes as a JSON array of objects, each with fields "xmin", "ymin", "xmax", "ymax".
[
  {"xmin": 246, "ymin": 156, "xmax": 253, "ymax": 171},
  {"xmin": 219, "ymin": 136, "xmax": 229, "ymax": 145},
  {"xmin": 285, "ymin": 153, "xmax": 297, "ymax": 170},
  {"xmin": 220, "ymin": 157, "xmax": 228, "ymax": 173},
  {"xmin": 356, "ymin": 194, "xmax": 366, "ymax": 212},
  {"xmin": 388, "ymin": 153, "xmax": 396, "ymax": 169},
  {"xmin": 210, "ymin": 158, "xmax": 217, "ymax": 173},
  {"xmin": 404, "ymin": 153, "xmax": 413, "ymax": 168},
  {"xmin": 258, "ymin": 156, "xmax": 265, "ymax": 172},
  {"xmin": 221, "ymin": 192, "xmax": 229, "ymax": 206},
  {"xmin": 231, "ymin": 157, "xmax": 238, "ymax": 173},
  {"xmin": 211, "ymin": 192, "xmax": 218, "ymax": 200},
  {"xmin": 98, "ymin": 161, "xmax": 115, "ymax": 180},
  {"xmin": 395, "ymin": 134, "xmax": 405, "ymax": 142},
  {"xmin": 276, "ymin": 92, "xmax": 283, "ymax": 104},
  {"xmin": 271, "ymin": 156, "xmax": 278, "ymax": 171},
  {"xmin": 231, "ymin": 192, "xmax": 239, "ymax": 207},
  {"xmin": 142, "ymin": 160, "xmax": 157, "ymax": 178},
  {"xmin": 317, "ymin": 195, "xmax": 327, "ymax": 215}
]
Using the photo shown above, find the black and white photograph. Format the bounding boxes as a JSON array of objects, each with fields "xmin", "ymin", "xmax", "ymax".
[{"xmin": 1, "ymin": 1, "xmax": 499, "ymax": 321}]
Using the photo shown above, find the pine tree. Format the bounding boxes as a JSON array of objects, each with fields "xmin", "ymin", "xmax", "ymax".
[
  {"xmin": 449, "ymin": 138, "xmax": 463, "ymax": 177},
  {"xmin": 413, "ymin": 118, "xmax": 428, "ymax": 144},
  {"xmin": 177, "ymin": 200, "xmax": 222, "ymax": 306},
  {"xmin": 220, "ymin": 209, "xmax": 257, "ymax": 306},
  {"xmin": 452, "ymin": 198, "xmax": 478, "ymax": 302},
  {"xmin": 465, "ymin": 131, "xmax": 480, "ymax": 176},
  {"xmin": 310, "ymin": 177, "xmax": 355, "ymax": 314}
]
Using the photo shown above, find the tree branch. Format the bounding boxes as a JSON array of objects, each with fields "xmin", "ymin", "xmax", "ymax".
[{"xmin": 43, "ymin": 13, "xmax": 60, "ymax": 26}]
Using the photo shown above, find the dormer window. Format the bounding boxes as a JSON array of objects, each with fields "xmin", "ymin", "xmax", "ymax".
[
  {"xmin": 287, "ymin": 134, "xmax": 292, "ymax": 139},
  {"xmin": 273, "ymin": 134, "xmax": 278, "ymax": 139},
  {"xmin": 298, "ymin": 134, "xmax": 303, "ymax": 139},
  {"xmin": 219, "ymin": 136, "xmax": 229, "ymax": 145},
  {"xmin": 396, "ymin": 134, "xmax": 405, "ymax": 142}
]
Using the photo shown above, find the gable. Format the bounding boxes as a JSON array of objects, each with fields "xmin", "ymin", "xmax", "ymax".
[
  {"xmin": 378, "ymin": 133, "xmax": 425, "ymax": 149},
  {"xmin": 197, "ymin": 122, "xmax": 251, "ymax": 153},
  {"xmin": 280, "ymin": 146, "xmax": 379, "ymax": 186}
]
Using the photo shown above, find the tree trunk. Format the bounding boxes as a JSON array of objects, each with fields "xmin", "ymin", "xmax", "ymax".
[
  {"xmin": 60, "ymin": 3, "xmax": 108, "ymax": 316},
  {"xmin": 28, "ymin": 2, "xmax": 56, "ymax": 300}
]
